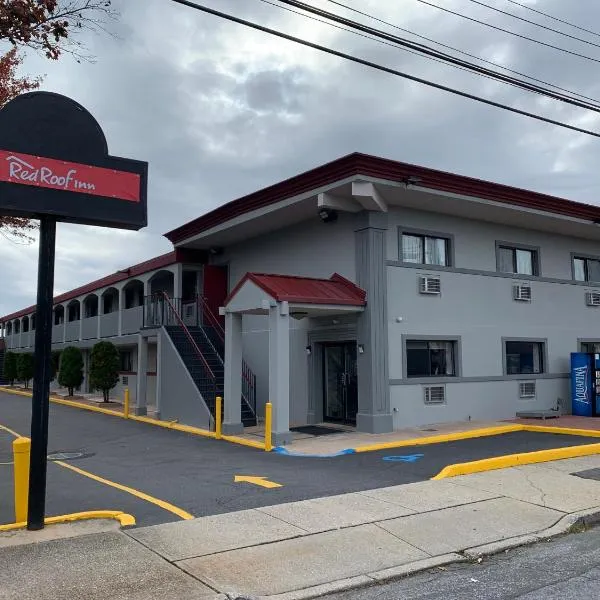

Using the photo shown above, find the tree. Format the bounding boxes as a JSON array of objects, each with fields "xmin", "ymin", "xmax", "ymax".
[
  {"xmin": 16, "ymin": 352, "xmax": 34, "ymax": 388},
  {"xmin": 57, "ymin": 346, "xmax": 82, "ymax": 395},
  {"xmin": 89, "ymin": 341, "xmax": 119, "ymax": 402},
  {"xmin": 3, "ymin": 351, "xmax": 17, "ymax": 385},
  {"xmin": 51, "ymin": 350, "xmax": 61, "ymax": 381},
  {"xmin": 0, "ymin": 48, "xmax": 41, "ymax": 241},
  {"xmin": 0, "ymin": 1, "xmax": 117, "ymax": 61}
]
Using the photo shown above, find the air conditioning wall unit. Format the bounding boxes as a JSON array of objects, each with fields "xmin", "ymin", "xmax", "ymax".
[
  {"xmin": 424, "ymin": 385, "xmax": 446, "ymax": 405},
  {"xmin": 419, "ymin": 275, "xmax": 441, "ymax": 295},
  {"xmin": 519, "ymin": 381, "xmax": 536, "ymax": 399},
  {"xmin": 586, "ymin": 291, "xmax": 600, "ymax": 307},
  {"xmin": 513, "ymin": 284, "xmax": 532, "ymax": 302}
]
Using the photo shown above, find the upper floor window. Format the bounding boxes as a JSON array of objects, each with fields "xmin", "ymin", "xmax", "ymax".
[
  {"xmin": 573, "ymin": 256, "xmax": 600, "ymax": 282},
  {"xmin": 497, "ymin": 244, "xmax": 539, "ymax": 276},
  {"xmin": 401, "ymin": 233, "xmax": 449, "ymax": 266}
]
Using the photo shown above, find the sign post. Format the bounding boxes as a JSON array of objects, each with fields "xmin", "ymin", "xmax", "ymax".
[{"xmin": 0, "ymin": 92, "xmax": 148, "ymax": 530}]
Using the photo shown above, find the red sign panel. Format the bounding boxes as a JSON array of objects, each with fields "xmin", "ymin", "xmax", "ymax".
[{"xmin": 0, "ymin": 150, "xmax": 141, "ymax": 202}]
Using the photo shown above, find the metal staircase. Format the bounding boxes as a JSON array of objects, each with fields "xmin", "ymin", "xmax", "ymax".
[{"xmin": 146, "ymin": 293, "xmax": 257, "ymax": 427}]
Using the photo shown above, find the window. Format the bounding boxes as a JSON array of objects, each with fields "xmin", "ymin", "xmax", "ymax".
[
  {"xmin": 573, "ymin": 256, "xmax": 600, "ymax": 282},
  {"xmin": 497, "ymin": 245, "xmax": 538, "ymax": 275},
  {"xmin": 505, "ymin": 341, "xmax": 545, "ymax": 375},
  {"xmin": 402, "ymin": 233, "xmax": 449, "ymax": 266},
  {"xmin": 119, "ymin": 350, "xmax": 133, "ymax": 372},
  {"xmin": 581, "ymin": 342, "xmax": 600, "ymax": 354},
  {"xmin": 406, "ymin": 340, "xmax": 456, "ymax": 377}
]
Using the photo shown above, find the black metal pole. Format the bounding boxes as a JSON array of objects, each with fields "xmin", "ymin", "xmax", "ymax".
[{"xmin": 27, "ymin": 216, "xmax": 57, "ymax": 530}]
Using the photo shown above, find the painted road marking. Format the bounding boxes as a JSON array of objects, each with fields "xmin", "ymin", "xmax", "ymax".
[
  {"xmin": 234, "ymin": 475, "xmax": 283, "ymax": 489},
  {"xmin": 0, "ymin": 418, "xmax": 194, "ymax": 522},
  {"xmin": 382, "ymin": 454, "xmax": 424, "ymax": 463}
]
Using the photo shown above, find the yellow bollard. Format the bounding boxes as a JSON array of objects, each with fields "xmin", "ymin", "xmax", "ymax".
[
  {"xmin": 215, "ymin": 396, "xmax": 222, "ymax": 439},
  {"xmin": 13, "ymin": 437, "xmax": 31, "ymax": 523},
  {"xmin": 264, "ymin": 402, "xmax": 273, "ymax": 452},
  {"xmin": 124, "ymin": 388, "xmax": 130, "ymax": 418}
]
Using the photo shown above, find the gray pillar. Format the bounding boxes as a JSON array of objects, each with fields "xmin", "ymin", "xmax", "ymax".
[
  {"xmin": 269, "ymin": 304, "xmax": 292, "ymax": 445},
  {"xmin": 355, "ymin": 212, "xmax": 393, "ymax": 433},
  {"xmin": 118, "ymin": 287, "xmax": 125, "ymax": 336},
  {"xmin": 155, "ymin": 331, "xmax": 162, "ymax": 419},
  {"xmin": 135, "ymin": 334, "xmax": 148, "ymax": 416},
  {"xmin": 223, "ymin": 312, "xmax": 243, "ymax": 434}
]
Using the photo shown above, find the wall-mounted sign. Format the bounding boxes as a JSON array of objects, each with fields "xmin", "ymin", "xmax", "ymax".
[{"xmin": 0, "ymin": 92, "xmax": 147, "ymax": 229}]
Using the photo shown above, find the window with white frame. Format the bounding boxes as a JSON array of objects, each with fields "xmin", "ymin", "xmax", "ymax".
[
  {"xmin": 497, "ymin": 245, "xmax": 538, "ymax": 276},
  {"xmin": 406, "ymin": 340, "xmax": 456, "ymax": 377},
  {"xmin": 573, "ymin": 256, "xmax": 600, "ymax": 282},
  {"xmin": 401, "ymin": 233, "xmax": 450, "ymax": 267},
  {"xmin": 505, "ymin": 341, "xmax": 545, "ymax": 375}
]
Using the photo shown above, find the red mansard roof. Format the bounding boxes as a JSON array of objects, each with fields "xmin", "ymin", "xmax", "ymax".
[
  {"xmin": 226, "ymin": 272, "xmax": 367, "ymax": 307},
  {"xmin": 164, "ymin": 152, "xmax": 600, "ymax": 244}
]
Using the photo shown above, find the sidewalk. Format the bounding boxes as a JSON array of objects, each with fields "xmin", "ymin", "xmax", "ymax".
[{"xmin": 3, "ymin": 454, "xmax": 600, "ymax": 600}]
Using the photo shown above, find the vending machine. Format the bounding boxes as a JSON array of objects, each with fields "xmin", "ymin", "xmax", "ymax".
[{"xmin": 570, "ymin": 352, "xmax": 600, "ymax": 417}]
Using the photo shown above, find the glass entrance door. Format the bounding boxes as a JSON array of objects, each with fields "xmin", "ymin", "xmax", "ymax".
[{"xmin": 324, "ymin": 342, "xmax": 358, "ymax": 424}]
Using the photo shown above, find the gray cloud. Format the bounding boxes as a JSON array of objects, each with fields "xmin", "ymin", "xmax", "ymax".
[{"xmin": 2, "ymin": 0, "xmax": 600, "ymax": 314}]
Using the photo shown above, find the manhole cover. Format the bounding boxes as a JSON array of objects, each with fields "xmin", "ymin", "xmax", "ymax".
[{"xmin": 47, "ymin": 451, "xmax": 92, "ymax": 461}]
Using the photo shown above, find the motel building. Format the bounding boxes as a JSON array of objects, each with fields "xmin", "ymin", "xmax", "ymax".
[{"xmin": 3, "ymin": 153, "xmax": 600, "ymax": 444}]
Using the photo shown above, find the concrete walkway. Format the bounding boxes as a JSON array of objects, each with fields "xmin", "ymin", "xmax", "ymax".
[{"xmin": 3, "ymin": 455, "xmax": 600, "ymax": 600}]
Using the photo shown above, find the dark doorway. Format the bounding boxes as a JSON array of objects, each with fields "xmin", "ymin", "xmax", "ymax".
[{"xmin": 323, "ymin": 342, "xmax": 358, "ymax": 425}]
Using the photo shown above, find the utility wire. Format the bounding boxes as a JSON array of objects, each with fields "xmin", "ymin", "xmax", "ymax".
[
  {"xmin": 167, "ymin": 0, "xmax": 600, "ymax": 138},
  {"xmin": 274, "ymin": 0, "xmax": 600, "ymax": 112},
  {"xmin": 505, "ymin": 0, "xmax": 600, "ymax": 39},
  {"xmin": 323, "ymin": 0, "xmax": 600, "ymax": 107},
  {"xmin": 464, "ymin": 0, "xmax": 600, "ymax": 50},
  {"xmin": 415, "ymin": 0, "xmax": 600, "ymax": 64}
]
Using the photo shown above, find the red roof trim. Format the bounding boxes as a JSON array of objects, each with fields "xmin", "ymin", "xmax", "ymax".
[
  {"xmin": 224, "ymin": 272, "xmax": 367, "ymax": 307},
  {"xmin": 164, "ymin": 152, "xmax": 600, "ymax": 244},
  {"xmin": 0, "ymin": 248, "xmax": 206, "ymax": 322}
]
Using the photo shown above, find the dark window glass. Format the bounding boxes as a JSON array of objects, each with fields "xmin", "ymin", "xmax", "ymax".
[
  {"xmin": 119, "ymin": 351, "xmax": 133, "ymax": 372},
  {"xmin": 406, "ymin": 340, "xmax": 456, "ymax": 377},
  {"xmin": 505, "ymin": 341, "xmax": 544, "ymax": 375},
  {"xmin": 581, "ymin": 342, "xmax": 600, "ymax": 354},
  {"xmin": 402, "ymin": 234, "xmax": 449, "ymax": 266}
]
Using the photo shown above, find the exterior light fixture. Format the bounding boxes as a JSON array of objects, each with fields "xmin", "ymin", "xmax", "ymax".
[
  {"xmin": 403, "ymin": 175, "xmax": 422, "ymax": 187},
  {"xmin": 305, "ymin": 345, "xmax": 312, "ymax": 355},
  {"xmin": 358, "ymin": 344, "xmax": 365, "ymax": 354},
  {"xmin": 318, "ymin": 208, "xmax": 338, "ymax": 223}
]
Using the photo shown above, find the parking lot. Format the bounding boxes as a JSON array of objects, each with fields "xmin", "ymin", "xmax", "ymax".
[{"xmin": 1, "ymin": 390, "xmax": 599, "ymax": 527}]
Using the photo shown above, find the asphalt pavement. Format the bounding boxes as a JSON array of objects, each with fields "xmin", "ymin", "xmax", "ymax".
[
  {"xmin": 1, "ymin": 390, "xmax": 599, "ymax": 527},
  {"xmin": 326, "ymin": 525, "xmax": 600, "ymax": 599}
]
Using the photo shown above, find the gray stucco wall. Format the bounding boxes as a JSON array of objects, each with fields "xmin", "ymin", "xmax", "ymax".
[{"xmin": 158, "ymin": 329, "xmax": 213, "ymax": 429}]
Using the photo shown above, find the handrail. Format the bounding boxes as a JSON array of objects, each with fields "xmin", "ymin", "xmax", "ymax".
[
  {"xmin": 198, "ymin": 296, "xmax": 225, "ymax": 342},
  {"xmin": 160, "ymin": 292, "xmax": 216, "ymax": 380}
]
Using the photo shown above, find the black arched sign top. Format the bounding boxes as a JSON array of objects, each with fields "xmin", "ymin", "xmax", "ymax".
[{"xmin": 0, "ymin": 92, "xmax": 147, "ymax": 230}]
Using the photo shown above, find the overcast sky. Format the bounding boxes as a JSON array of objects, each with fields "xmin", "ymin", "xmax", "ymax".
[{"xmin": 2, "ymin": 0, "xmax": 600, "ymax": 315}]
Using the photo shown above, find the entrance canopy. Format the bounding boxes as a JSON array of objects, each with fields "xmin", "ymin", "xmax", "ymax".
[{"xmin": 223, "ymin": 272, "xmax": 366, "ymax": 317}]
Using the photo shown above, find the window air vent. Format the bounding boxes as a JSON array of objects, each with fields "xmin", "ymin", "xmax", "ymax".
[
  {"xmin": 419, "ymin": 276, "xmax": 441, "ymax": 295},
  {"xmin": 122, "ymin": 376, "xmax": 128, "ymax": 386},
  {"xmin": 424, "ymin": 385, "xmax": 446, "ymax": 405},
  {"xmin": 519, "ymin": 381, "xmax": 536, "ymax": 398},
  {"xmin": 586, "ymin": 292, "xmax": 600, "ymax": 307},
  {"xmin": 513, "ymin": 284, "xmax": 532, "ymax": 302}
]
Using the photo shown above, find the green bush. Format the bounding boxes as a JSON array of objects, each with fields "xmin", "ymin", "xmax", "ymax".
[
  {"xmin": 16, "ymin": 353, "xmax": 34, "ymax": 388},
  {"xmin": 3, "ymin": 351, "xmax": 17, "ymax": 385},
  {"xmin": 57, "ymin": 346, "xmax": 83, "ymax": 396},
  {"xmin": 89, "ymin": 341, "xmax": 119, "ymax": 402}
]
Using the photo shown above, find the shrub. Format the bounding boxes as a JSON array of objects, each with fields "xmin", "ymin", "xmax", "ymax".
[
  {"xmin": 16, "ymin": 353, "xmax": 34, "ymax": 388},
  {"xmin": 89, "ymin": 341, "xmax": 119, "ymax": 402},
  {"xmin": 57, "ymin": 346, "xmax": 83, "ymax": 396},
  {"xmin": 3, "ymin": 351, "xmax": 17, "ymax": 385}
]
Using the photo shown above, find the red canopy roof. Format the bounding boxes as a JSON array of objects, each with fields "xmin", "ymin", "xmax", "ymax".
[{"xmin": 226, "ymin": 273, "xmax": 366, "ymax": 307}]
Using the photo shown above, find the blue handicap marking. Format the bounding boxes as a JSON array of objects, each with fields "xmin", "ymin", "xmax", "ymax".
[{"xmin": 382, "ymin": 453, "xmax": 424, "ymax": 463}]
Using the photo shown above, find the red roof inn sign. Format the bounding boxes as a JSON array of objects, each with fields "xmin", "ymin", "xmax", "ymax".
[
  {"xmin": 0, "ymin": 92, "xmax": 148, "ymax": 532},
  {"xmin": 0, "ymin": 92, "xmax": 147, "ymax": 228}
]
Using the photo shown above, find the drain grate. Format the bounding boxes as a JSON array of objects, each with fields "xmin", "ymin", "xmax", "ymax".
[
  {"xmin": 47, "ymin": 450, "xmax": 92, "ymax": 461},
  {"xmin": 572, "ymin": 468, "xmax": 600, "ymax": 481},
  {"xmin": 420, "ymin": 428, "xmax": 438, "ymax": 432}
]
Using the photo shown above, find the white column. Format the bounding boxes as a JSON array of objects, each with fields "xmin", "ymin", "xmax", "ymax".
[
  {"xmin": 118, "ymin": 287, "xmax": 125, "ymax": 336},
  {"xmin": 269, "ymin": 302, "xmax": 291, "ymax": 446},
  {"xmin": 97, "ymin": 294, "xmax": 102, "ymax": 338},
  {"xmin": 155, "ymin": 331, "xmax": 162, "ymax": 419},
  {"xmin": 173, "ymin": 264, "xmax": 182, "ymax": 300},
  {"xmin": 62, "ymin": 305, "xmax": 67, "ymax": 343},
  {"xmin": 223, "ymin": 312, "xmax": 243, "ymax": 434},
  {"xmin": 136, "ymin": 334, "xmax": 148, "ymax": 416},
  {"xmin": 79, "ymin": 302, "xmax": 83, "ymax": 341}
]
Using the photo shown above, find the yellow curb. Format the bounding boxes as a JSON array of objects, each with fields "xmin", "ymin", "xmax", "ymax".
[
  {"xmin": 432, "ymin": 442, "xmax": 600, "ymax": 479},
  {"xmin": 222, "ymin": 434, "xmax": 267, "ymax": 450},
  {"xmin": 0, "ymin": 510, "xmax": 136, "ymax": 532},
  {"xmin": 522, "ymin": 424, "xmax": 600, "ymax": 438},
  {"xmin": 354, "ymin": 425, "xmax": 526, "ymax": 453}
]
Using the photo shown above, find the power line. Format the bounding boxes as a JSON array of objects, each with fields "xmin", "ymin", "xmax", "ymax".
[
  {"xmin": 415, "ymin": 0, "xmax": 600, "ymax": 64},
  {"xmin": 167, "ymin": 0, "xmax": 600, "ymax": 138},
  {"xmin": 274, "ymin": 0, "xmax": 600, "ymax": 113},
  {"xmin": 464, "ymin": 0, "xmax": 600, "ymax": 49},
  {"xmin": 505, "ymin": 0, "xmax": 600, "ymax": 39},
  {"xmin": 323, "ymin": 0, "xmax": 600, "ymax": 108}
]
